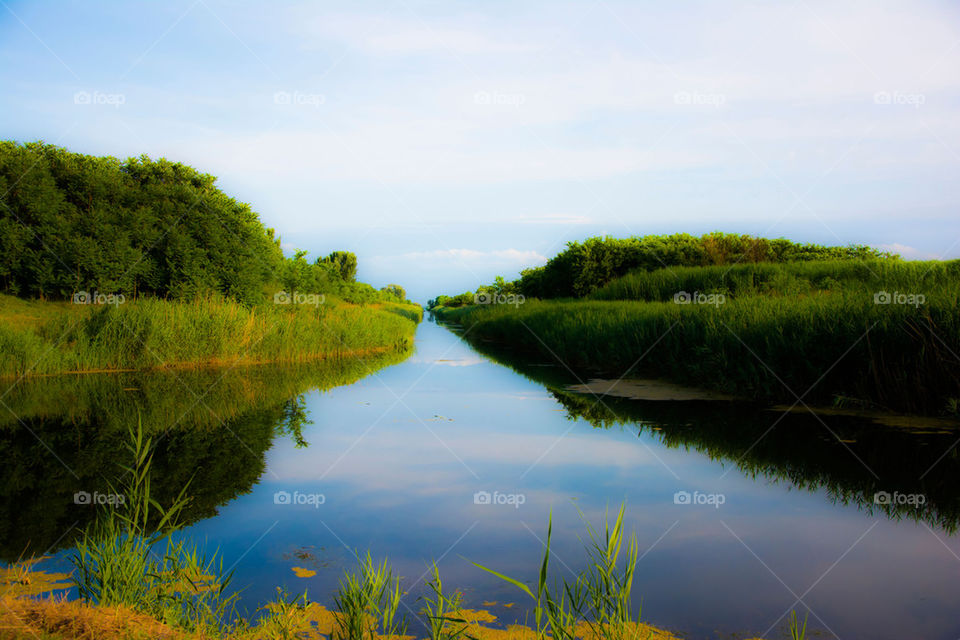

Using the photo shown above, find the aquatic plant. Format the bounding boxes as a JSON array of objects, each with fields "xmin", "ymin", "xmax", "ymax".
[
  {"xmin": 473, "ymin": 504, "xmax": 642, "ymax": 640},
  {"xmin": 70, "ymin": 418, "xmax": 240, "ymax": 634},
  {"xmin": 255, "ymin": 587, "xmax": 313, "ymax": 640},
  {"xmin": 788, "ymin": 610, "xmax": 808, "ymax": 640},
  {"xmin": 332, "ymin": 552, "xmax": 407, "ymax": 640},
  {"xmin": 420, "ymin": 561, "xmax": 471, "ymax": 640}
]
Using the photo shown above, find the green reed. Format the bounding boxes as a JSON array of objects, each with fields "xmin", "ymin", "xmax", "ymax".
[
  {"xmin": 788, "ymin": 610, "xmax": 808, "ymax": 640},
  {"xmin": 420, "ymin": 561, "xmax": 471, "ymax": 640},
  {"xmin": 591, "ymin": 259, "xmax": 958, "ymax": 302},
  {"xmin": 69, "ymin": 418, "xmax": 240, "ymax": 635},
  {"xmin": 435, "ymin": 267, "xmax": 960, "ymax": 414},
  {"xmin": 332, "ymin": 552, "xmax": 407, "ymax": 640},
  {"xmin": 0, "ymin": 293, "xmax": 420, "ymax": 377},
  {"xmin": 255, "ymin": 587, "xmax": 312, "ymax": 640},
  {"xmin": 473, "ymin": 504, "xmax": 642, "ymax": 640}
]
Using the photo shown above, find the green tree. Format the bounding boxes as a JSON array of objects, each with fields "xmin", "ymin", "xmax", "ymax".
[
  {"xmin": 0, "ymin": 141, "xmax": 285, "ymax": 303},
  {"xmin": 380, "ymin": 284, "xmax": 406, "ymax": 302},
  {"xmin": 321, "ymin": 251, "xmax": 358, "ymax": 283}
]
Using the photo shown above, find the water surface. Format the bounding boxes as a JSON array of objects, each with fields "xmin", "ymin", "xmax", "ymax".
[{"xmin": 4, "ymin": 318, "xmax": 960, "ymax": 639}]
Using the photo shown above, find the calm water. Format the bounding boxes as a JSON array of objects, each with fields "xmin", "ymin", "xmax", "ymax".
[{"xmin": 4, "ymin": 317, "xmax": 960, "ymax": 639}]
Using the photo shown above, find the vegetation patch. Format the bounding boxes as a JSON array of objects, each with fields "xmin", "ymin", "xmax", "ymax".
[
  {"xmin": 430, "ymin": 236, "xmax": 960, "ymax": 416},
  {"xmin": 0, "ymin": 142, "xmax": 422, "ymax": 377},
  {"xmin": 0, "ymin": 293, "xmax": 420, "ymax": 378}
]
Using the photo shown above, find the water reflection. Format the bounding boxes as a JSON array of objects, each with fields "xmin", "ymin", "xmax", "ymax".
[
  {"xmin": 0, "ymin": 350, "xmax": 410, "ymax": 561},
  {"xmin": 446, "ymin": 318, "xmax": 960, "ymax": 533}
]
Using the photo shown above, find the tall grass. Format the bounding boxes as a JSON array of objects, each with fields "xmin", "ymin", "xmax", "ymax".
[
  {"xmin": 473, "ymin": 505, "xmax": 641, "ymax": 640},
  {"xmin": 254, "ymin": 587, "xmax": 312, "ymax": 640},
  {"xmin": 591, "ymin": 259, "xmax": 960, "ymax": 302},
  {"xmin": 420, "ymin": 561, "xmax": 470, "ymax": 640},
  {"xmin": 332, "ymin": 552, "xmax": 407, "ymax": 640},
  {"xmin": 375, "ymin": 301, "xmax": 425, "ymax": 324},
  {"xmin": 789, "ymin": 610, "xmax": 808, "ymax": 640},
  {"xmin": 70, "ymin": 419, "xmax": 240, "ymax": 635},
  {"xmin": 435, "ymin": 266, "xmax": 960, "ymax": 414},
  {"xmin": 0, "ymin": 294, "xmax": 421, "ymax": 377}
]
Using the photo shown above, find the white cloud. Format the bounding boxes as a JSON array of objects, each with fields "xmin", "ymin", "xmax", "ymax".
[
  {"xmin": 363, "ymin": 249, "xmax": 546, "ymax": 293},
  {"xmin": 290, "ymin": 12, "xmax": 538, "ymax": 55},
  {"xmin": 516, "ymin": 214, "xmax": 593, "ymax": 225},
  {"xmin": 877, "ymin": 243, "xmax": 941, "ymax": 260},
  {"xmin": 272, "ymin": 429, "xmax": 657, "ymax": 488},
  {"xmin": 185, "ymin": 127, "xmax": 714, "ymax": 185},
  {"xmin": 408, "ymin": 355, "xmax": 486, "ymax": 367},
  {"xmin": 111, "ymin": 0, "xmax": 960, "ymax": 197},
  {"xmin": 374, "ymin": 248, "xmax": 546, "ymax": 265}
]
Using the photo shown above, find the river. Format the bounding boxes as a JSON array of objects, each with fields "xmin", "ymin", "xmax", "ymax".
[{"xmin": 4, "ymin": 317, "xmax": 960, "ymax": 639}]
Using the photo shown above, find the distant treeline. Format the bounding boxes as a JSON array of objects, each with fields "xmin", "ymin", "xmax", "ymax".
[
  {"xmin": 0, "ymin": 141, "xmax": 408, "ymax": 305},
  {"xmin": 521, "ymin": 233, "xmax": 892, "ymax": 298},
  {"xmin": 430, "ymin": 233, "xmax": 894, "ymax": 307}
]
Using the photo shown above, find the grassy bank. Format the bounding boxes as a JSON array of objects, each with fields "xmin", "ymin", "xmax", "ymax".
[
  {"xmin": 0, "ymin": 294, "xmax": 421, "ymax": 378},
  {"xmin": 433, "ymin": 260, "xmax": 960, "ymax": 415},
  {"xmin": 0, "ymin": 593, "xmax": 685, "ymax": 640}
]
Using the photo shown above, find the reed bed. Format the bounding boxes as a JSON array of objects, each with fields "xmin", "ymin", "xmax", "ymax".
[
  {"xmin": 591, "ymin": 259, "xmax": 959, "ymax": 302},
  {"xmin": 0, "ymin": 294, "xmax": 420, "ymax": 378},
  {"xmin": 435, "ymin": 278, "xmax": 960, "ymax": 414}
]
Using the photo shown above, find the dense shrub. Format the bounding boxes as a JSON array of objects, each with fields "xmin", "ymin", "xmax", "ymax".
[
  {"xmin": 0, "ymin": 141, "xmax": 408, "ymax": 306},
  {"xmin": 515, "ymin": 233, "xmax": 893, "ymax": 299},
  {"xmin": 0, "ymin": 141, "xmax": 287, "ymax": 302}
]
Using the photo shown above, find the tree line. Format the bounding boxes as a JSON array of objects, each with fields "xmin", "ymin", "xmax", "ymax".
[
  {"xmin": 0, "ymin": 141, "xmax": 407, "ymax": 305},
  {"xmin": 429, "ymin": 232, "xmax": 896, "ymax": 307}
]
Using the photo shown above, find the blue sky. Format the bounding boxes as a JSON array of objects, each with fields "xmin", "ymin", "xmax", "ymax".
[{"xmin": 2, "ymin": 0, "xmax": 959, "ymax": 301}]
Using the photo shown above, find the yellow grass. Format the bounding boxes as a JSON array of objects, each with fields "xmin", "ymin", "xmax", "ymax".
[{"xmin": 0, "ymin": 594, "xmax": 695, "ymax": 640}]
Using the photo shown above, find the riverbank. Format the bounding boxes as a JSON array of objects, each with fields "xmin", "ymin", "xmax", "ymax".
[
  {"xmin": 431, "ymin": 259, "xmax": 960, "ymax": 416},
  {"xmin": 0, "ymin": 294, "xmax": 421, "ymax": 378},
  {"xmin": 0, "ymin": 593, "xmax": 688, "ymax": 640}
]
